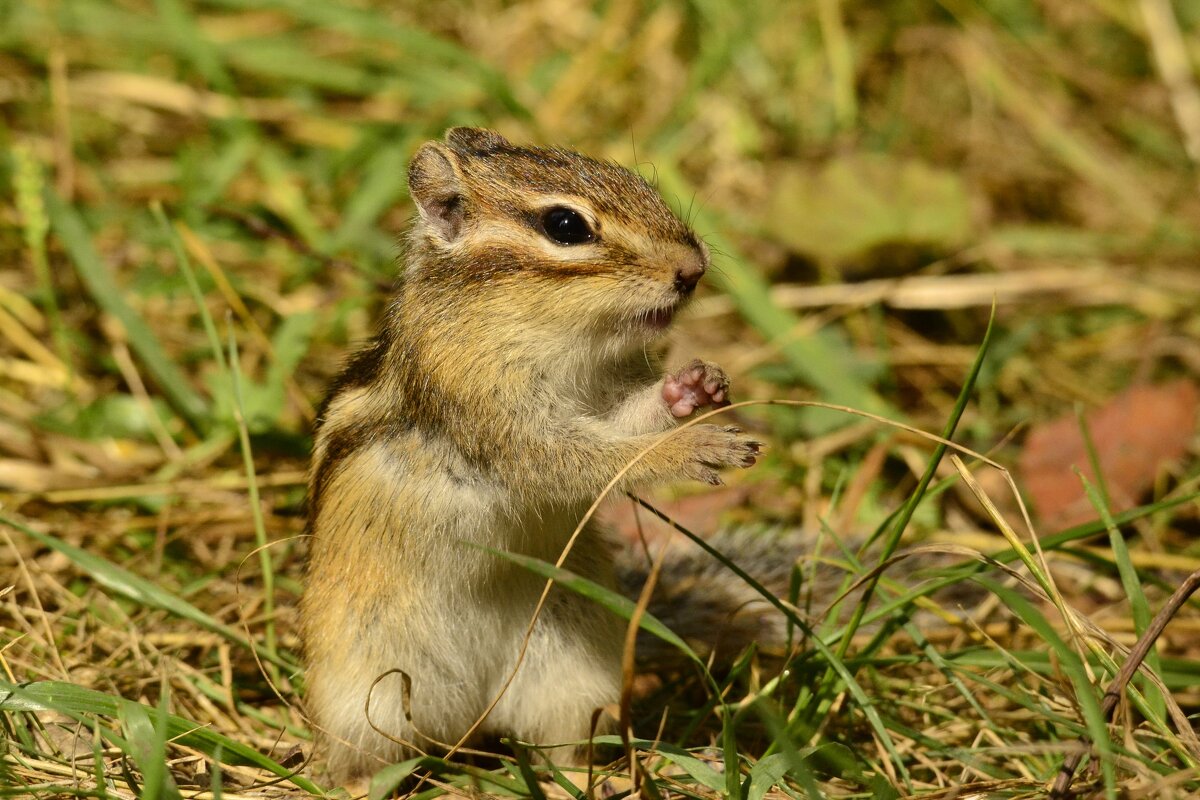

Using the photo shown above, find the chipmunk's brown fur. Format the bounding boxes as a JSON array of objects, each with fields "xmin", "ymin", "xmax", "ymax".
[{"xmin": 301, "ymin": 128, "xmax": 759, "ymax": 784}]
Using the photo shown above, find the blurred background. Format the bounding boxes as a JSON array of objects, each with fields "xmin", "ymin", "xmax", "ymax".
[
  {"xmin": 2, "ymin": 0, "xmax": 1197, "ymax": 542},
  {"xmin": 2, "ymin": 0, "xmax": 1200, "ymax": 795}
]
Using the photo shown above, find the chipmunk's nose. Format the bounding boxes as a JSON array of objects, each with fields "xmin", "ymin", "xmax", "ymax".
[{"xmin": 674, "ymin": 250, "xmax": 707, "ymax": 295}]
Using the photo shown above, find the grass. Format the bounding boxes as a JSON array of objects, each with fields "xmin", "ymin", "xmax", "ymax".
[{"xmin": 2, "ymin": 0, "xmax": 1200, "ymax": 797}]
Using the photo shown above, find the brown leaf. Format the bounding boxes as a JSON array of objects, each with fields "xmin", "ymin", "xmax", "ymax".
[{"xmin": 1018, "ymin": 380, "xmax": 1198, "ymax": 531}]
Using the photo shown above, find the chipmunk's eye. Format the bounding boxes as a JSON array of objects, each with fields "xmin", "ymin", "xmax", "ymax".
[{"xmin": 540, "ymin": 206, "xmax": 595, "ymax": 245}]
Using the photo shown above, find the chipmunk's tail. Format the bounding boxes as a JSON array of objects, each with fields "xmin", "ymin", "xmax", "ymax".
[
  {"xmin": 613, "ymin": 526, "xmax": 974, "ymax": 670},
  {"xmin": 613, "ymin": 528, "xmax": 804, "ymax": 670}
]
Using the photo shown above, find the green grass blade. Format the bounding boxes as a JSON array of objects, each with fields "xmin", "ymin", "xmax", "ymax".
[
  {"xmin": 722, "ymin": 709, "xmax": 740, "ymax": 799},
  {"xmin": 45, "ymin": 190, "xmax": 208, "ymax": 430},
  {"xmin": 153, "ymin": 0, "xmax": 235, "ymax": 92},
  {"xmin": 223, "ymin": 37, "xmax": 378, "ymax": 94},
  {"xmin": 331, "ymin": 142, "xmax": 412, "ymax": 251},
  {"xmin": 0, "ymin": 680, "xmax": 324, "ymax": 795},
  {"xmin": 208, "ymin": 0, "xmax": 529, "ymax": 116},
  {"xmin": 590, "ymin": 736, "xmax": 727, "ymax": 791},
  {"xmin": 838, "ymin": 304, "xmax": 996, "ymax": 657},
  {"xmin": 474, "ymin": 545, "xmax": 698, "ymax": 661},
  {"xmin": 119, "ymin": 690, "xmax": 182, "ymax": 800},
  {"xmin": 92, "ymin": 718, "xmax": 107, "ymax": 797},
  {"xmin": 264, "ymin": 311, "xmax": 316, "ymax": 413},
  {"xmin": 813, "ymin": 489, "xmax": 1200, "ymax": 654},
  {"xmin": 11, "ymin": 144, "xmax": 72, "ymax": 376},
  {"xmin": 368, "ymin": 757, "xmax": 431, "ymax": 800},
  {"xmin": 506, "ymin": 746, "xmax": 547, "ymax": 800},
  {"xmin": 904, "ymin": 623, "xmax": 997, "ymax": 726},
  {"xmin": 227, "ymin": 327, "xmax": 279, "ymax": 666},
  {"xmin": 256, "ymin": 147, "xmax": 328, "ymax": 253},
  {"xmin": 151, "ymin": 205, "xmax": 228, "ymax": 377},
  {"xmin": 752, "ymin": 704, "xmax": 829, "ymax": 800},
  {"xmin": 190, "ymin": 133, "xmax": 257, "ymax": 209},
  {"xmin": 626, "ymin": 498, "xmax": 909, "ymax": 786},
  {"xmin": 211, "ymin": 744, "xmax": 224, "ymax": 799},
  {"xmin": 1078, "ymin": 471, "xmax": 1167, "ymax": 720},
  {"xmin": 0, "ymin": 514, "xmax": 295, "ymax": 671},
  {"xmin": 979, "ymin": 578, "xmax": 1117, "ymax": 797}
]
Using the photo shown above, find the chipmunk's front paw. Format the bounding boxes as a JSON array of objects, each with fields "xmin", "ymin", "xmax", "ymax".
[
  {"xmin": 663, "ymin": 359, "xmax": 730, "ymax": 418},
  {"xmin": 682, "ymin": 425, "xmax": 761, "ymax": 485}
]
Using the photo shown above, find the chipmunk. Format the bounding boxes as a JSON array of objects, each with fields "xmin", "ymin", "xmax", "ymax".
[{"xmin": 300, "ymin": 127, "xmax": 761, "ymax": 784}]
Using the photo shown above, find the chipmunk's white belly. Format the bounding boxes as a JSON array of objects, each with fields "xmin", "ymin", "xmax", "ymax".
[{"xmin": 313, "ymin": 438, "xmax": 621, "ymax": 754}]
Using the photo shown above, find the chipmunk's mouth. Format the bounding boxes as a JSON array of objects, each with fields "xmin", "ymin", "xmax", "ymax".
[{"xmin": 638, "ymin": 304, "xmax": 676, "ymax": 330}]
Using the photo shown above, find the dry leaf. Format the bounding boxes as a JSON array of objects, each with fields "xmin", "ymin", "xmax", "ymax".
[{"xmin": 1019, "ymin": 380, "xmax": 1198, "ymax": 530}]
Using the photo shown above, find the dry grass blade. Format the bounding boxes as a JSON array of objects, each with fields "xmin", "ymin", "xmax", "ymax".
[
  {"xmin": 1050, "ymin": 568, "xmax": 1200, "ymax": 799},
  {"xmin": 691, "ymin": 267, "xmax": 1200, "ymax": 316},
  {"xmin": 1139, "ymin": 0, "xmax": 1200, "ymax": 166}
]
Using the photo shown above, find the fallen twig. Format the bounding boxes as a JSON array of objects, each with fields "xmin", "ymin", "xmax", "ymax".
[{"xmin": 1050, "ymin": 568, "xmax": 1200, "ymax": 798}]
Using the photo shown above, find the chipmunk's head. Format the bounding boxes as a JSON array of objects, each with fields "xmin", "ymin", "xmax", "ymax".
[{"xmin": 405, "ymin": 127, "xmax": 709, "ymax": 353}]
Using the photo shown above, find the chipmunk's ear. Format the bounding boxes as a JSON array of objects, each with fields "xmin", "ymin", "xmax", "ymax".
[{"xmin": 408, "ymin": 142, "xmax": 466, "ymax": 242}]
